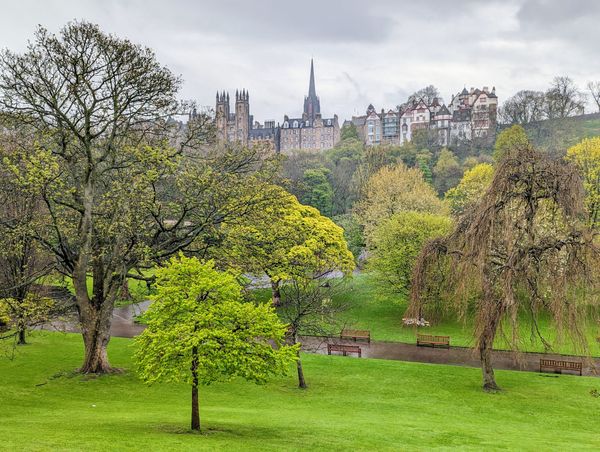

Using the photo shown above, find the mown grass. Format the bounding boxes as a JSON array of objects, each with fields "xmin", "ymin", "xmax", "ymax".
[{"xmin": 2, "ymin": 332, "xmax": 600, "ymax": 451}]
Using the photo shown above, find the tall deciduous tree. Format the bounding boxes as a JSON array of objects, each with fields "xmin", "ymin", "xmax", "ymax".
[
  {"xmin": 567, "ymin": 137, "xmax": 600, "ymax": 228},
  {"xmin": 221, "ymin": 187, "xmax": 355, "ymax": 305},
  {"xmin": 499, "ymin": 90, "xmax": 546, "ymax": 125},
  {"xmin": 354, "ymin": 163, "xmax": 447, "ymax": 241},
  {"xmin": 0, "ymin": 126, "xmax": 54, "ymax": 345},
  {"xmin": 433, "ymin": 148, "xmax": 462, "ymax": 195},
  {"xmin": 544, "ymin": 76, "xmax": 586, "ymax": 119},
  {"xmin": 135, "ymin": 255, "xmax": 297, "ymax": 431},
  {"xmin": 369, "ymin": 211, "xmax": 452, "ymax": 296},
  {"xmin": 587, "ymin": 81, "xmax": 600, "ymax": 113},
  {"xmin": 493, "ymin": 125, "xmax": 531, "ymax": 162},
  {"xmin": 408, "ymin": 143, "xmax": 599, "ymax": 391},
  {"xmin": 0, "ymin": 22, "xmax": 277, "ymax": 373}
]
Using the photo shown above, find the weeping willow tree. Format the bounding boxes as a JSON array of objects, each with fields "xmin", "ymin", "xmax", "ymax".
[{"xmin": 407, "ymin": 143, "xmax": 599, "ymax": 391}]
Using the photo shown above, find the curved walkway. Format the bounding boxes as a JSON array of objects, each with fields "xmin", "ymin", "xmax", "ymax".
[
  {"xmin": 49, "ymin": 301, "xmax": 600, "ymax": 377},
  {"xmin": 301, "ymin": 336, "xmax": 600, "ymax": 377}
]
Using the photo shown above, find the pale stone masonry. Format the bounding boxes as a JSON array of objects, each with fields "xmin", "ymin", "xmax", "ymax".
[
  {"xmin": 349, "ymin": 86, "xmax": 498, "ymax": 147},
  {"xmin": 215, "ymin": 59, "xmax": 340, "ymax": 154}
]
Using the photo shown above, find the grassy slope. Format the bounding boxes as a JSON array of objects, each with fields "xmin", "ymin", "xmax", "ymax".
[
  {"xmin": 2, "ymin": 332, "xmax": 600, "ymax": 451},
  {"xmin": 265, "ymin": 273, "xmax": 599, "ymax": 355},
  {"xmin": 523, "ymin": 113, "xmax": 600, "ymax": 155}
]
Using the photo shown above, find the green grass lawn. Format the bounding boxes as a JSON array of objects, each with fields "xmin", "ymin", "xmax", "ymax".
[
  {"xmin": 255, "ymin": 273, "xmax": 600, "ymax": 356},
  {"xmin": 2, "ymin": 332, "xmax": 599, "ymax": 451}
]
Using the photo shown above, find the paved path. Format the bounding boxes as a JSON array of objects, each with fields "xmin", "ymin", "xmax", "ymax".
[
  {"xmin": 301, "ymin": 336, "xmax": 600, "ymax": 377},
  {"xmin": 50, "ymin": 301, "xmax": 599, "ymax": 377}
]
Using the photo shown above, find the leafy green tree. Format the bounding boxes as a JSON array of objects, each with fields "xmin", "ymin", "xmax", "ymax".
[
  {"xmin": 340, "ymin": 122, "xmax": 360, "ymax": 141},
  {"xmin": 369, "ymin": 211, "xmax": 452, "ymax": 296},
  {"xmin": 566, "ymin": 137, "xmax": 600, "ymax": 228},
  {"xmin": 354, "ymin": 162, "xmax": 447, "ymax": 241},
  {"xmin": 326, "ymin": 138, "xmax": 363, "ymax": 215},
  {"xmin": 417, "ymin": 157, "xmax": 433, "ymax": 185},
  {"xmin": 332, "ymin": 214, "xmax": 364, "ymax": 262},
  {"xmin": 445, "ymin": 163, "xmax": 494, "ymax": 216},
  {"xmin": 0, "ymin": 128, "xmax": 54, "ymax": 345},
  {"xmin": 221, "ymin": 187, "xmax": 355, "ymax": 305},
  {"xmin": 135, "ymin": 255, "xmax": 297, "ymax": 431},
  {"xmin": 493, "ymin": 125, "xmax": 531, "ymax": 161},
  {"xmin": 0, "ymin": 22, "xmax": 276, "ymax": 373},
  {"xmin": 433, "ymin": 148, "xmax": 462, "ymax": 195},
  {"xmin": 301, "ymin": 168, "xmax": 333, "ymax": 216}
]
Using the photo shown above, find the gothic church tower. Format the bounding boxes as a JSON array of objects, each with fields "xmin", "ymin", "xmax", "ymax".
[{"xmin": 303, "ymin": 59, "xmax": 321, "ymax": 122}]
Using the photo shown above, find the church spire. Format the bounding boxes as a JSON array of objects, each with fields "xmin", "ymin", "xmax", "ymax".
[
  {"xmin": 308, "ymin": 58, "xmax": 316, "ymax": 98},
  {"xmin": 303, "ymin": 59, "xmax": 321, "ymax": 121}
]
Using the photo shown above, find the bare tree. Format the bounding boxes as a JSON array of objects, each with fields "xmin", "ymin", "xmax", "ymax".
[
  {"xmin": 499, "ymin": 90, "xmax": 546, "ymax": 125},
  {"xmin": 0, "ymin": 22, "xmax": 279, "ymax": 373},
  {"xmin": 404, "ymin": 85, "xmax": 442, "ymax": 108},
  {"xmin": 544, "ymin": 76, "xmax": 586, "ymax": 119},
  {"xmin": 408, "ymin": 143, "xmax": 599, "ymax": 391},
  {"xmin": 279, "ymin": 277, "xmax": 348, "ymax": 389},
  {"xmin": 587, "ymin": 81, "xmax": 600, "ymax": 113}
]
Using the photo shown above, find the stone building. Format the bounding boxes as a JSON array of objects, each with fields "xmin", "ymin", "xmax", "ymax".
[
  {"xmin": 215, "ymin": 60, "xmax": 339, "ymax": 154},
  {"xmin": 351, "ymin": 86, "xmax": 498, "ymax": 148},
  {"xmin": 349, "ymin": 104, "xmax": 401, "ymax": 146},
  {"xmin": 215, "ymin": 89, "xmax": 280, "ymax": 152},
  {"xmin": 279, "ymin": 60, "xmax": 340, "ymax": 153}
]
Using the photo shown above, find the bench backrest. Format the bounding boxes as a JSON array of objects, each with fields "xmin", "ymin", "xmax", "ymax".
[
  {"xmin": 417, "ymin": 334, "xmax": 450, "ymax": 342},
  {"xmin": 540, "ymin": 359, "xmax": 582, "ymax": 370},
  {"xmin": 341, "ymin": 329, "xmax": 370, "ymax": 337},
  {"xmin": 328, "ymin": 344, "xmax": 361, "ymax": 352}
]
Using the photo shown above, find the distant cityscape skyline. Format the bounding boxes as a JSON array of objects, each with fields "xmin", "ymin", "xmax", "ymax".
[{"xmin": 0, "ymin": 1, "xmax": 598, "ymax": 121}]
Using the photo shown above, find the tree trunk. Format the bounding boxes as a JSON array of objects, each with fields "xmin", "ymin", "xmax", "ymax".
[
  {"xmin": 479, "ymin": 302, "xmax": 503, "ymax": 392},
  {"xmin": 271, "ymin": 280, "xmax": 281, "ymax": 307},
  {"xmin": 78, "ymin": 299, "xmax": 115, "ymax": 373},
  {"xmin": 17, "ymin": 327, "xmax": 26, "ymax": 345},
  {"xmin": 191, "ymin": 346, "xmax": 200, "ymax": 431},
  {"xmin": 296, "ymin": 353, "xmax": 307, "ymax": 389}
]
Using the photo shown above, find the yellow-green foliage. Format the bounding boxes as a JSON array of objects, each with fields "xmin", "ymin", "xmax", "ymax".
[
  {"xmin": 494, "ymin": 125, "xmax": 531, "ymax": 161},
  {"xmin": 445, "ymin": 163, "xmax": 495, "ymax": 216},
  {"xmin": 354, "ymin": 162, "xmax": 448, "ymax": 241},
  {"xmin": 135, "ymin": 254, "xmax": 298, "ymax": 387},
  {"xmin": 369, "ymin": 211, "xmax": 453, "ymax": 296},
  {"xmin": 566, "ymin": 137, "xmax": 600, "ymax": 228},
  {"xmin": 221, "ymin": 186, "xmax": 355, "ymax": 284}
]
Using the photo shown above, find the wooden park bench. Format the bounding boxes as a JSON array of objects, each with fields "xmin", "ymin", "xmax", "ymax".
[
  {"xmin": 539, "ymin": 358, "xmax": 582, "ymax": 376},
  {"xmin": 416, "ymin": 334, "xmax": 450, "ymax": 349},
  {"xmin": 340, "ymin": 329, "xmax": 371, "ymax": 343},
  {"xmin": 327, "ymin": 344, "xmax": 362, "ymax": 357}
]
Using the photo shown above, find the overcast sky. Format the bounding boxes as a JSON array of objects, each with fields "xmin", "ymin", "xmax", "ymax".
[{"xmin": 0, "ymin": 0, "xmax": 598, "ymax": 122}]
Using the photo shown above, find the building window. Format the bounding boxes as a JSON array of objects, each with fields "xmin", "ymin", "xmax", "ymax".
[{"xmin": 293, "ymin": 121, "xmax": 298, "ymax": 128}]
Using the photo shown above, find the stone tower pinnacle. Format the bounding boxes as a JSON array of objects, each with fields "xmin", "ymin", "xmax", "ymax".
[{"xmin": 303, "ymin": 59, "xmax": 321, "ymax": 122}]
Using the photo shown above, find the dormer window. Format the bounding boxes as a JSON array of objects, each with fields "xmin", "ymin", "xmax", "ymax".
[
  {"xmin": 283, "ymin": 121, "xmax": 289, "ymax": 128},
  {"xmin": 306, "ymin": 120, "xmax": 310, "ymax": 126},
  {"xmin": 327, "ymin": 119, "xmax": 332, "ymax": 125},
  {"xmin": 293, "ymin": 120, "xmax": 298, "ymax": 128}
]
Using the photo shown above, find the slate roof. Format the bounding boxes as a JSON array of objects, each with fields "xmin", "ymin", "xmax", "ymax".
[{"xmin": 436, "ymin": 105, "xmax": 451, "ymax": 116}]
